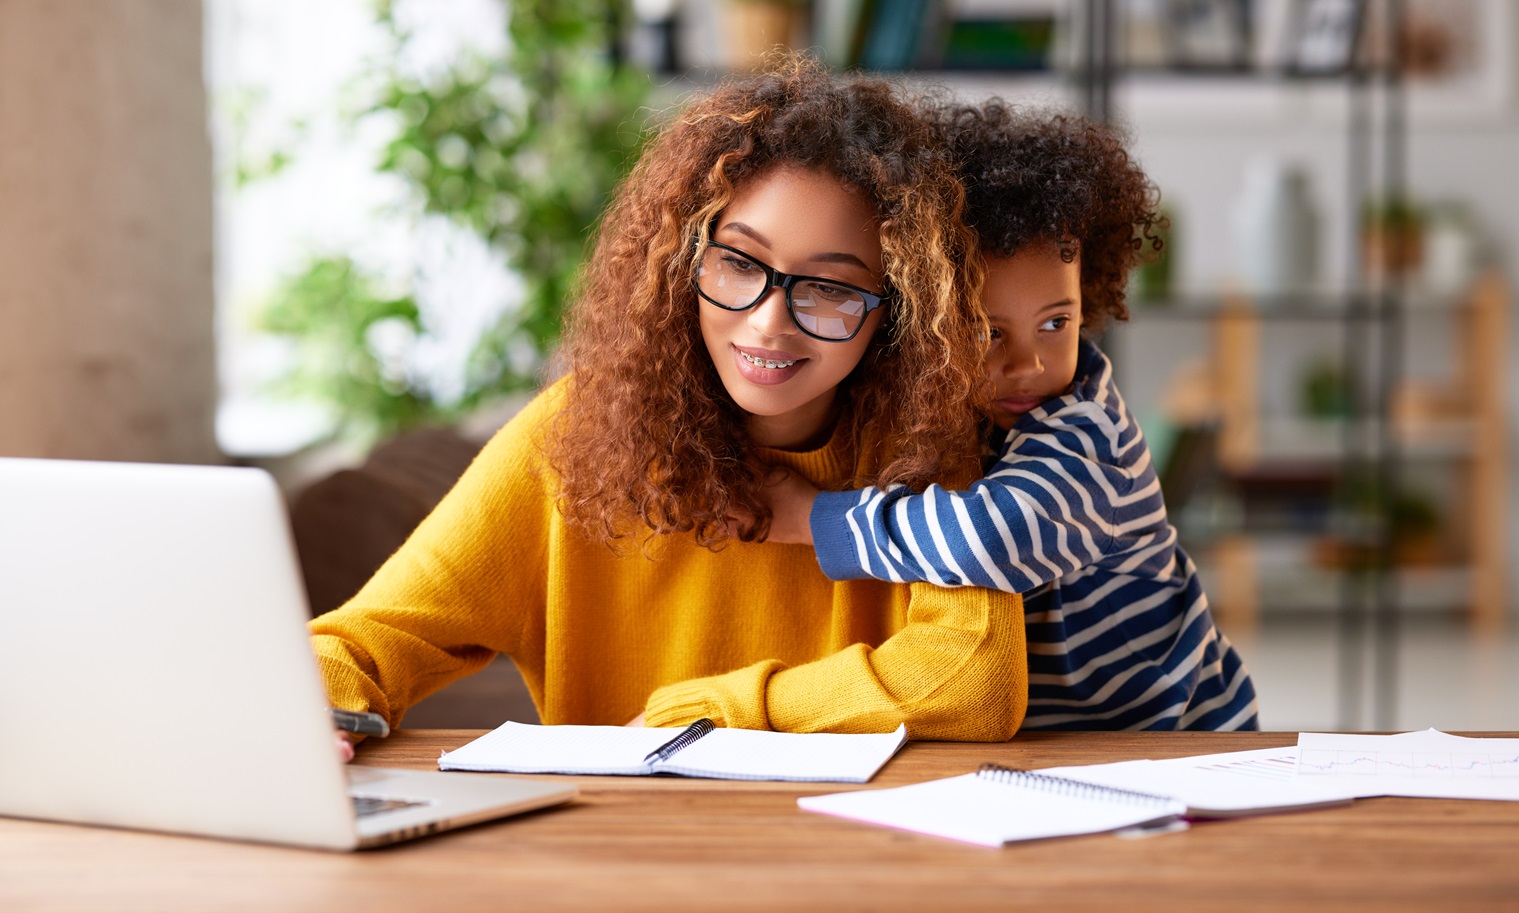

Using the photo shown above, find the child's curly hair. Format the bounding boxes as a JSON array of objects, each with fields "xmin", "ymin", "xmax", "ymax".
[
  {"xmin": 928, "ymin": 101, "xmax": 1164, "ymax": 329},
  {"xmin": 550, "ymin": 54, "xmax": 986, "ymax": 548}
]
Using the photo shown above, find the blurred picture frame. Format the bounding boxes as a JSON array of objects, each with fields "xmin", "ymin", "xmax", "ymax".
[
  {"xmin": 1286, "ymin": 0, "xmax": 1366, "ymax": 74},
  {"xmin": 1165, "ymin": 0, "xmax": 1253, "ymax": 71}
]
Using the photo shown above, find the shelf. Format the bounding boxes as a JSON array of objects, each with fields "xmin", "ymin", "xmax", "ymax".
[
  {"xmin": 1193, "ymin": 532, "xmax": 1482, "ymax": 626},
  {"xmin": 1129, "ymin": 288, "xmax": 1475, "ymax": 319},
  {"xmin": 1245, "ymin": 417, "xmax": 1481, "ymax": 463},
  {"xmin": 1235, "ymin": 570, "xmax": 1475, "ymax": 616},
  {"xmin": 1195, "ymin": 544, "xmax": 1476, "ymax": 617}
]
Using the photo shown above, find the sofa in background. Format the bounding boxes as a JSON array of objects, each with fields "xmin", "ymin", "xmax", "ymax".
[{"xmin": 290, "ymin": 426, "xmax": 540, "ymax": 728}]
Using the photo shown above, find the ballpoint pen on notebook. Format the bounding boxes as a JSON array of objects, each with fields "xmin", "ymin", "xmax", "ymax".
[
  {"xmin": 642, "ymin": 718, "xmax": 715, "ymax": 764},
  {"xmin": 331, "ymin": 708, "xmax": 390, "ymax": 738}
]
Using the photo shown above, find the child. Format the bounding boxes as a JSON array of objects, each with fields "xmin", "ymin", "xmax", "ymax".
[{"xmin": 759, "ymin": 103, "xmax": 1259, "ymax": 731}]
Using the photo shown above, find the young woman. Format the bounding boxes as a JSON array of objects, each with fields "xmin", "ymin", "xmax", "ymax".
[{"xmin": 311, "ymin": 56, "xmax": 1028, "ymax": 746}]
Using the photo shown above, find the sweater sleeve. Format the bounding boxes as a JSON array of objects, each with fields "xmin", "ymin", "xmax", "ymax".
[
  {"xmin": 643, "ymin": 583, "xmax": 1027, "ymax": 741},
  {"xmin": 307, "ymin": 386, "xmax": 557, "ymax": 729},
  {"xmin": 810, "ymin": 408, "xmax": 1124, "ymax": 593}
]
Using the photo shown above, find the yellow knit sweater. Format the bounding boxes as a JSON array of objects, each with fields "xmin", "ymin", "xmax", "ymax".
[{"xmin": 309, "ymin": 378, "xmax": 1027, "ymax": 740}]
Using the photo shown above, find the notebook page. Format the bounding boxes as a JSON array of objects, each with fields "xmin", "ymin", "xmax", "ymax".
[
  {"xmin": 799, "ymin": 773, "xmax": 1184, "ymax": 846},
  {"xmin": 655, "ymin": 724, "xmax": 907, "ymax": 782},
  {"xmin": 439, "ymin": 722, "xmax": 679, "ymax": 774}
]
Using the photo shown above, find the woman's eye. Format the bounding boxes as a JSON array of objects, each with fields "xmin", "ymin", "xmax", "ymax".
[
  {"xmin": 986, "ymin": 327, "xmax": 1003, "ymax": 340},
  {"xmin": 722, "ymin": 256, "xmax": 761, "ymax": 274},
  {"xmin": 810, "ymin": 283, "xmax": 855, "ymax": 301}
]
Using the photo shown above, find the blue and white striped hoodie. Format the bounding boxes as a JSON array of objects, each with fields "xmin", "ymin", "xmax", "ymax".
[{"xmin": 811, "ymin": 340, "xmax": 1259, "ymax": 731}]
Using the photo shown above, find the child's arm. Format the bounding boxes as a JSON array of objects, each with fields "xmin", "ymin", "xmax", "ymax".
[
  {"xmin": 809, "ymin": 421, "xmax": 1127, "ymax": 593},
  {"xmin": 758, "ymin": 467, "xmax": 820, "ymax": 545},
  {"xmin": 809, "ymin": 474, "xmax": 1106, "ymax": 592}
]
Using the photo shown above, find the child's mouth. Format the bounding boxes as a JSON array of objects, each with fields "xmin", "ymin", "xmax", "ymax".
[{"xmin": 996, "ymin": 395, "xmax": 1044, "ymax": 414}]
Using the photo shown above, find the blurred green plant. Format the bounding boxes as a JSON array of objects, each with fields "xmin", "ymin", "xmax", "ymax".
[
  {"xmin": 257, "ymin": 255, "xmax": 435, "ymax": 443},
  {"xmin": 1298, "ymin": 358, "xmax": 1353, "ymax": 419},
  {"xmin": 1131, "ymin": 205, "xmax": 1175, "ymax": 305},
  {"xmin": 248, "ymin": 0, "xmax": 650, "ymax": 445},
  {"xmin": 1325, "ymin": 474, "xmax": 1443, "ymax": 571}
]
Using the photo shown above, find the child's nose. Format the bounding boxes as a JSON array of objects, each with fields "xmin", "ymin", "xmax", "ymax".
[
  {"xmin": 1000, "ymin": 346, "xmax": 1043, "ymax": 379},
  {"xmin": 747, "ymin": 287, "xmax": 797, "ymax": 338}
]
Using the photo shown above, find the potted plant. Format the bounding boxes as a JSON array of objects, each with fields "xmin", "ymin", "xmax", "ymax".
[{"xmin": 1361, "ymin": 195, "xmax": 1424, "ymax": 282}]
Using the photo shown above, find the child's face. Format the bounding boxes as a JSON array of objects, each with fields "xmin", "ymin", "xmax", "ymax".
[
  {"xmin": 698, "ymin": 165, "xmax": 887, "ymax": 449},
  {"xmin": 982, "ymin": 244, "xmax": 1082, "ymax": 431}
]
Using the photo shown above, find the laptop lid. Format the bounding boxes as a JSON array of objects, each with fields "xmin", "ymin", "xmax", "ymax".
[{"xmin": 0, "ymin": 457, "xmax": 572, "ymax": 850}]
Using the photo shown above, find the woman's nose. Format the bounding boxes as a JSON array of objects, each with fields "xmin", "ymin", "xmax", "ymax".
[{"xmin": 747, "ymin": 286, "xmax": 796, "ymax": 338}]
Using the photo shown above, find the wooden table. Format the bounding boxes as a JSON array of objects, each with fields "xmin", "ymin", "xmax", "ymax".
[{"xmin": 3, "ymin": 730, "xmax": 1517, "ymax": 912}]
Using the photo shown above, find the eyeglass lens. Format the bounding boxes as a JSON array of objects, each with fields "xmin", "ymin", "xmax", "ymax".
[{"xmin": 696, "ymin": 245, "xmax": 871, "ymax": 340}]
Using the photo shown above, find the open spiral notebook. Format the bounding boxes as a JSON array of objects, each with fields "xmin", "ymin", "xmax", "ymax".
[
  {"xmin": 800, "ymin": 765, "xmax": 1188, "ymax": 846},
  {"xmin": 439, "ymin": 720, "xmax": 908, "ymax": 783},
  {"xmin": 800, "ymin": 753, "xmax": 1358, "ymax": 846}
]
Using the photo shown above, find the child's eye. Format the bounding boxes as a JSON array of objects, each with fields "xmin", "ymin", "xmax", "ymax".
[{"xmin": 1040, "ymin": 317, "xmax": 1070, "ymax": 332}]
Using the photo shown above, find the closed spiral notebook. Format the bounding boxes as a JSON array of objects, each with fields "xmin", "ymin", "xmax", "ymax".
[
  {"xmin": 439, "ymin": 720, "xmax": 908, "ymax": 783},
  {"xmin": 798, "ymin": 763, "xmax": 1187, "ymax": 846}
]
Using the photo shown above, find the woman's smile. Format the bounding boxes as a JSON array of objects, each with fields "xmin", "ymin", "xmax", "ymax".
[{"xmin": 734, "ymin": 344, "xmax": 805, "ymax": 383}]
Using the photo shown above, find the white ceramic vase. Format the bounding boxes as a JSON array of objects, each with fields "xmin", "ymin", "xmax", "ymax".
[
  {"xmin": 1229, "ymin": 158, "xmax": 1319, "ymax": 299},
  {"xmin": 1420, "ymin": 205, "xmax": 1478, "ymax": 297}
]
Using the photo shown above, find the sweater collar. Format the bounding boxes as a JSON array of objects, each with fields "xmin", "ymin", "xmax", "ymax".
[{"xmin": 751, "ymin": 413, "xmax": 856, "ymax": 488}]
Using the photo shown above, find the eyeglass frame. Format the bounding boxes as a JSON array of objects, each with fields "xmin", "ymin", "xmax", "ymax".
[{"xmin": 692, "ymin": 240, "xmax": 891, "ymax": 343}]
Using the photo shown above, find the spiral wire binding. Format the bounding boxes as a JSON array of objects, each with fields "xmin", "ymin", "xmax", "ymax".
[
  {"xmin": 976, "ymin": 763, "xmax": 1176, "ymax": 806},
  {"xmin": 647, "ymin": 717, "xmax": 716, "ymax": 763}
]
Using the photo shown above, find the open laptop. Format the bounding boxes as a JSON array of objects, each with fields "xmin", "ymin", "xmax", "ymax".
[{"xmin": 0, "ymin": 457, "xmax": 574, "ymax": 850}]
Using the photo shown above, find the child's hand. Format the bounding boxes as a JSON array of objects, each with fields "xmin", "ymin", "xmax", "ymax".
[{"xmin": 758, "ymin": 466, "xmax": 819, "ymax": 546}]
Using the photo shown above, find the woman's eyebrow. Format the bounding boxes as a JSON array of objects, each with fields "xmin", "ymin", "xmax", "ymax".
[
  {"xmin": 810, "ymin": 251, "xmax": 873, "ymax": 271},
  {"xmin": 720, "ymin": 222, "xmax": 873, "ymax": 272},
  {"xmin": 720, "ymin": 222, "xmax": 772, "ymax": 249}
]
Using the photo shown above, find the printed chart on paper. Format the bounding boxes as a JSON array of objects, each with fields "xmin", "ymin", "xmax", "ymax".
[{"xmin": 1297, "ymin": 750, "xmax": 1519, "ymax": 780}]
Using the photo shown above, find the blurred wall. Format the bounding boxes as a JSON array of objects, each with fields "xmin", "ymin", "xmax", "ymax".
[{"xmin": 0, "ymin": 0, "xmax": 216, "ymax": 463}]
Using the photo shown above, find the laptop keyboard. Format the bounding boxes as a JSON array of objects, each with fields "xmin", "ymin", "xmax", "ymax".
[{"xmin": 351, "ymin": 795, "xmax": 431, "ymax": 818}]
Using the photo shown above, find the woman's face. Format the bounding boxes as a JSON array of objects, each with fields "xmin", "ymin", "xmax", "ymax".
[{"xmin": 698, "ymin": 166, "xmax": 886, "ymax": 450}]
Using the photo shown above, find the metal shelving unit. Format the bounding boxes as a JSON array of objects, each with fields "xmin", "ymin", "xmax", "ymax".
[{"xmin": 1080, "ymin": 0, "xmax": 1414, "ymax": 729}]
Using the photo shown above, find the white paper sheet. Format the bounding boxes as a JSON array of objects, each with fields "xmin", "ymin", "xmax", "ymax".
[
  {"xmin": 1039, "ymin": 747, "xmax": 1360, "ymax": 816},
  {"xmin": 1295, "ymin": 729, "xmax": 1519, "ymax": 801}
]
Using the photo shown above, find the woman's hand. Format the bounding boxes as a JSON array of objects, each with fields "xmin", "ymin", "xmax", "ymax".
[
  {"xmin": 757, "ymin": 466, "xmax": 819, "ymax": 546},
  {"xmin": 335, "ymin": 731, "xmax": 356, "ymax": 763},
  {"xmin": 625, "ymin": 713, "xmax": 646, "ymax": 727}
]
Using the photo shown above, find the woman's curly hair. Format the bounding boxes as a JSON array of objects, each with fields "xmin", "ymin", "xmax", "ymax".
[
  {"xmin": 927, "ymin": 101, "xmax": 1165, "ymax": 329},
  {"xmin": 549, "ymin": 54, "xmax": 986, "ymax": 549}
]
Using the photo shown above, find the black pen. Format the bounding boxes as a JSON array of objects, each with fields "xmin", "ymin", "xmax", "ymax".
[
  {"xmin": 331, "ymin": 708, "xmax": 391, "ymax": 738},
  {"xmin": 642, "ymin": 718, "xmax": 715, "ymax": 765}
]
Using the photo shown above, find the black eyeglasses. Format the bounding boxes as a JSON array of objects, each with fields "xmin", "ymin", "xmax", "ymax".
[{"xmin": 693, "ymin": 241, "xmax": 889, "ymax": 342}]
